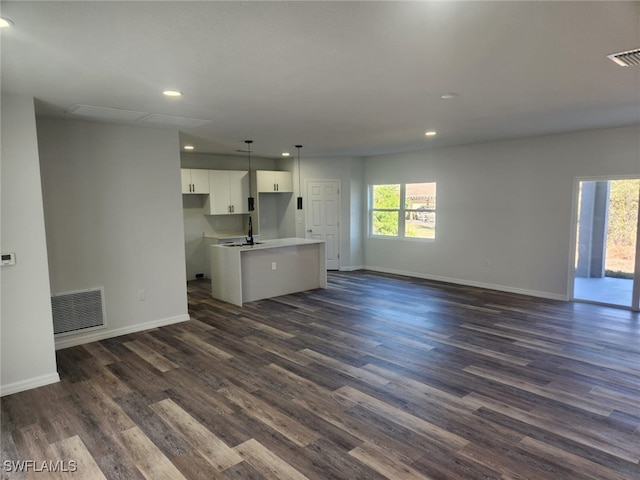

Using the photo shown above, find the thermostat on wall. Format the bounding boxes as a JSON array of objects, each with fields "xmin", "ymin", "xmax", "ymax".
[{"xmin": 1, "ymin": 252, "xmax": 16, "ymax": 266}]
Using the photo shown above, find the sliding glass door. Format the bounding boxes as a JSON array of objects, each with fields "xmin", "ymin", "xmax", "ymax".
[{"xmin": 572, "ymin": 178, "xmax": 640, "ymax": 310}]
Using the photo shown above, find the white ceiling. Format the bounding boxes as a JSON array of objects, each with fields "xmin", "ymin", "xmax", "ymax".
[{"xmin": 1, "ymin": 1, "xmax": 639, "ymax": 158}]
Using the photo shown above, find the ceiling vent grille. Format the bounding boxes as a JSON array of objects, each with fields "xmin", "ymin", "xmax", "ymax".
[
  {"xmin": 139, "ymin": 113, "xmax": 211, "ymax": 129},
  {"xmin": 66, "ymin": 105, "xmax": 212, "ymax": 129},
  {"xmin": 67, "ymin": 104, "xmax": 149, "ymax": 122},
  {"xmin": 607, "ymin": 48, "xmax": 640, "ymax": 67},
  {"xmin": 52, "ymin": 288, "xmax": 106, "ymax": 336}
]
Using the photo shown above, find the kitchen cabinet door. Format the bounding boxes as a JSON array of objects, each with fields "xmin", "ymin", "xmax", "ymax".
[
  {"xmin": 256, "ymin": 170, "xmax": 293, "ymax": 193},
  {"xmin": 228, "ymin": 170, "xmax": 250, "ymax": 214},
  {"xmin": 207, "ymin": 171, "xmax": 232, "ymax": 214},
  {"xmin": 274, "ymin": 171, "xmax": 293, "ymax": 192},
  {"xmin": 181, "ymin": 169, "xmax": 209, "ymax": 194},
  {"xmin": 181, "ymin": 169, "xmax": 192, "ymax": 193},
  {"xmin": 206, "ymin": 170, "xmax": 249, "ymax": 214}
]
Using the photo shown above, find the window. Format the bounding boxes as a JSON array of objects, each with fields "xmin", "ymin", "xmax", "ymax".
[{"xmin": 370, "ymin": 182, "xmax": 436, "ymax": 239}]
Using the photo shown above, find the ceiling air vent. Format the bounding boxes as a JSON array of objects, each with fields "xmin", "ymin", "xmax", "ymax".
[
  {"xmin": 68, "ymin": 104, "xmax": 149, "ymax": 122},
  {"xmin": 607, "ymin": 48, "xmax": 640, "ymax": 67}
]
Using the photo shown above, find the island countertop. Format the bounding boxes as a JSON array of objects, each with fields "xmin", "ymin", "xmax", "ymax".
[
  {"xmin": 210, "ymin": 237, "xmax": 327, "ymax": 306},
  {"xmin": 211, "ymin": 237, "xmax": 325, "ymax": 251}
]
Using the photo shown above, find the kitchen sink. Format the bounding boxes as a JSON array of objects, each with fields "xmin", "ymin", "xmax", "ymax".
[{"xmin": 222, "ymin": 242, "xmax": 263, "ymax": 247}]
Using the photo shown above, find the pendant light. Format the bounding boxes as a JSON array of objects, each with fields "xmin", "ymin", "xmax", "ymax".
[
  {"xmin": 245, "ymin": 140, "xmax": 255, "ymax": 212},
  {"xmin": 244, "ymin": 140, "xmax": 255, "ymax": 245},
  {"xmin": 295, "ymin": 144, "xmax": 303, "ymax": 210}
]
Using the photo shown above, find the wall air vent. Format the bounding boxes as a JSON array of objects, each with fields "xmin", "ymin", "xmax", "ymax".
[
  {"xmin": 51, "ymin": 288, "xmax": 106, "ymax": 336},
  {"xmin": 607, "ymin": 48, "xmax": 640, "ymax": 67}
]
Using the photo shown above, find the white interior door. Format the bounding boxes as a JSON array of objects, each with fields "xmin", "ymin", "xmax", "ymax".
[{"xmin": 306, "ymin": 180, "xmax": 340, "ymax": 270}]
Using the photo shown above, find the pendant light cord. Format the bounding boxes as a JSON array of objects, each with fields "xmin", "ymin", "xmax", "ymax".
[
  {"xmin": 245, "ymin": 140, "xmax": 253, "ymax": 193},
  {"xmin": 245, "ymin": 140, "xmax": 254, "ymax": 213},
  {"xmin": 295, "ymin": 145, "xmax": 303, "ymax": 210}
]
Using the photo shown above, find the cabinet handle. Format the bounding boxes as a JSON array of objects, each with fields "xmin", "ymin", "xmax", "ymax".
[{"xmin": 231, "ymin": 205, "xmax": 234, "ymax": 213}]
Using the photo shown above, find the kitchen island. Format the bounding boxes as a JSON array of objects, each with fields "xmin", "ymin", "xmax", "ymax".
[{"xmin": 210, "ymin": 238, "xmax": 326, "ymax": 306}]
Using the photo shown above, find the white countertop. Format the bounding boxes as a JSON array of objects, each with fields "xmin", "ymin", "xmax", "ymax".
[
  {"xmin": 203, "ymin": 232, "xmax": 248, "ymax": 240},
  {"xmin": 210, "ymin": 237, "xmax": 324, "ymax": 251}
]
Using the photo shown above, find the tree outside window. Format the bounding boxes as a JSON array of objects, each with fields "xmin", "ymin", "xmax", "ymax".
[{"xmin": 370, "ymin": 182, "xmax": 436, "ymax": 239}]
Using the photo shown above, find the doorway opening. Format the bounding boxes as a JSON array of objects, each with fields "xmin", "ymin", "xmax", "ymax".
[{"xmin": 572, "ymin": 178, "xmax": 639, "ymax": 310}]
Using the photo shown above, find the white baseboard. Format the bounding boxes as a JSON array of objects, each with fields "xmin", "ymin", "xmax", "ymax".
[
  {"xmin": 1, "ymin": 372, "xmax": 61, "ymax": 397},
  {"xmin": 364, "ymin": 266, "xmax": 568, "ymax": 301},
  {"xmin": 339, "ymin": 265, "xmax": 365, "ymax": 272},
  {"xmin": 54, "ymin": 314, "xmax": 190, "ymax": 350}
]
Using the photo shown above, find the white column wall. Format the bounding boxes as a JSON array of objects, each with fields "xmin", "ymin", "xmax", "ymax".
[
  {"xmin": 37, "ymin": 117, "xmax": 189, "ymax": 349},
  {"xmin": 1, "ymin": 94, "xmax": 59, "ymax": 395},
  {"xmin": 363, "ymin": 126, "xmax": 640, "ymax": 299}
]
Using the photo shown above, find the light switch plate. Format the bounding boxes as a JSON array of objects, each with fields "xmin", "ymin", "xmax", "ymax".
[{"xmin": 1, "ymin": 252, "xmax": 16, "ymax": 266}]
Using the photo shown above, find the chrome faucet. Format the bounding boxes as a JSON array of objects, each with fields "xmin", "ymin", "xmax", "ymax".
[{"xmin": 245, "ymin": 216, "xmax": 254, "ymax": 245}]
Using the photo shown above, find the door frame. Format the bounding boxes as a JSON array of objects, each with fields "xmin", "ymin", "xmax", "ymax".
[
  {"xmin": 569, "ymin": 175, "xmax": 640, "ymax": 311},
  {"xmin": 305, "ymin": 178, "xmax": 341, "ymax": 270}
]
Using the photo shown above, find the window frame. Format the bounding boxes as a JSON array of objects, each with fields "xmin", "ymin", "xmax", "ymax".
[{"xmin": 369, "ymin": 182, "xmax": 436, "ymax": 241}]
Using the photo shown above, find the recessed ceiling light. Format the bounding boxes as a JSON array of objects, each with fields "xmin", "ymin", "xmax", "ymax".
[
  {"xmin": 0, "ymin": 17, "xmax": 14, "ymax": 28},
  {"xmin": 162, "ymin": 90, "xmax": 183, "ymax": 97},
  {"xmin": 282, "ymin": 152, "xmax": 290, "ymax": 157},
  {"xmin": 183, "ymin": 145, "xmax": 194, "ymax": 150},
  {"xmin": 440, "ymin": 92, "xmax": 458, "ymax": 100},
  {"xmin": 425, "ymin": 131, "xmax": 437, "ymax": 137}
]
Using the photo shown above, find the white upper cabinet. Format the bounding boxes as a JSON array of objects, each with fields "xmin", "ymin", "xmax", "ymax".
[
  {"xmin": 181, "ymin": 169, "xmax": 209, "ymax": 194},
  {"xmin": 256, "ymin": 170, "xmax": 293, "ymax": 193},
  {"xmin": 206, "ymin": 170, "xmax": 249, "ymax": 215},
  {"xmin": 228, "ymin": 171, "xmax": 250, "ymax": 213}
]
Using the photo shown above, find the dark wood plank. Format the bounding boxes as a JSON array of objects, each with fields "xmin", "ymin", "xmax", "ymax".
[{"xmin": 2, "ymin": 272, "xmax": 639, "ymax": 480}]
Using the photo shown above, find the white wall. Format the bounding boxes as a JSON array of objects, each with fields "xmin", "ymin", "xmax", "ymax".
[
  {"xmin": 297, "ymin": 156, "xmax": 364, "ymax": 270},
  {"xmin": 180, "ymin": 152, "xmax": 280, "ymax": 279},
  {"xmin": 1, "ymin": 94, "xmax": 59, "ymax": 396},
  {"xmin": 363, "ymin": 126, "xmax": 640, "ymax": 299},
  {"xmin": 183, "ymin": 152, "xmax": 365, "ymax": 273},
  {"xmin": 349, "ymin": 158, "xmax": 364, "ymax": 270},
  {"xmin": 37, "ymin": 118, "xmax": 189, "ymax": 349},
  {"xmin": 181, "ymin": 154, "xmax": 365, "ymax": 274}
]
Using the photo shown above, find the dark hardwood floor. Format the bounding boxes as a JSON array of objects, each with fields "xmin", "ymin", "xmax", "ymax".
[{"xmin": 2, "ymin": 271, "xmax": 639, "ymax": 479}]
